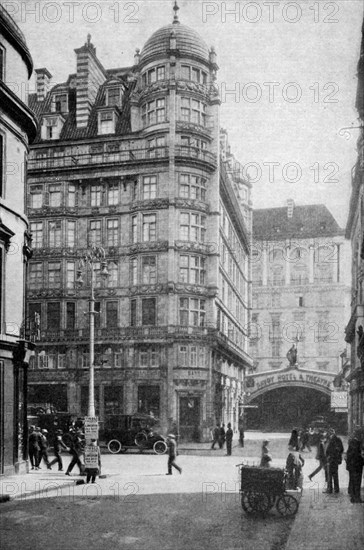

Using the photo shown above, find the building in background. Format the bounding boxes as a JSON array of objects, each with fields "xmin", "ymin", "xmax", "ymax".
[
  {"xmin": 247, "ymin": 202, "xmax": 351, "ymax": 432},
  {"xmin": 345, "ymin": 17, "xmax": 364, "ymax": 437},
  {"xmin": 25, "ymin": 5, "xmax": 252, "ymax": 441},
  {"xmin": 0, "ymin": 5, "xmax": 37, "ymax": 474}
]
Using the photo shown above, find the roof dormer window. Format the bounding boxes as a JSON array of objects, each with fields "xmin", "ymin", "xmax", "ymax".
[
  {"xmin": 106, "ymin": 87, "xmax": 123, "ymax": 107},
  {"xmin": 98, "ymin": 109, "xmax": 117, "ymax": 135},
  {"xmin": 41, "ymin": 114, "xmax": 65, "ymax": 141},
  {"xmin": 53, "ymin": 93, "xmax": 68, "ymax": 113}
]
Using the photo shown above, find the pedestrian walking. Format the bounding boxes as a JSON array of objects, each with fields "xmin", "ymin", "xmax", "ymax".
[
  {"xmin": 65, "ymin": 429, "xmax": 84, "ymax": 476},
  {"xmin": 166, "ymin": 434, "xmax": 182, "ymax": 475},
  {"xmin": 38, "ymin": 429, "xmax": 52, "ymax": 470},
  {"xmin": 346, "ymin": 435, "xmax": 364, "ymax": 503},
  {"xmin": 260, "ymin": 440, "xmax": 272, "ymax": 468},
  {"xmin": 239, "ymin": 425, "xmax": 245, "ymax": 448},
  {"xmin": 308, "ymin": 434, "xmax": 327, "ymax": 482},
  {"xmin": 324, "ymin": 427, "xmax": 344, "ymax": 494},
  {"xmin": 299, "ymin": 428, "xmax": 311, "ymax": 452},
  {"xmin": 85, "ymin": 439, "xmax": 101, "ymax": 484},
  {"xmin": 49, "ymin": 430, "xmax": 69, "ymax": 471},
  {"xmin": 286, "ymin": 445, "xmax": 305, "ymax": 489},
  {"xmin": 218, "ymin": 424, "xmax": 226, "ymax": 450},
  {"xmin": 211, "ymin": 425, "xmax": 220, "ymax": 450},
  {"xmin": 225, "ymin": 423, "xmax": 233, "ymax": 456},
  {"xmin": 28, "ymin": 426, "xmax": 42, "ymax": 470},
  {"xmin": 288, "ymin": 428, "xmax": 299, "ymax": 451}
]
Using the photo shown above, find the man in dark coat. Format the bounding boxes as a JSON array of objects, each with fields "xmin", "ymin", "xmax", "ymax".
[
  {"xmin": 346, "ymin": 436, "xmax": 364, "ymax": 503},
  {"xmin": 38, "ymin": 429, "xmax": 52, "ymax": 470},
  {"xmin": 49, "ymin": 430, "xmax": 69, "ymax": 471},
  {"xmin": 28, "ymin": 426, "xmax": 42, "ymax": 470},
  {"xmin": 225, "ymin": 423, "xmax": 233, "ymax": 456},
  {"xmin": 65, "ymin": 430, "xmax": 84, "ymax": 476},
  {"xmin": 324, "ymin": 428, "xmax": 344, "ymax": 494},
  {"xmin": 166, "ymin": 434, "xmax": 182, "ymax": 475},
  {"xmin": 218, "ymin": 424, "xmax": 226, "ymax": 450},
  {"xmin": 211, "ymin": 425, "xmax": 220, "ymax": 450}
]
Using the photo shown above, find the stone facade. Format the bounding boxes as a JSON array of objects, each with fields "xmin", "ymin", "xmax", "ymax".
[
  {"xmin": 247, "ymin": 202, "xmax": 351, "ymax": 431},
  {"xmin": 0, "ymin": 5, "xmax": 37, "ymax": 474},
  {"xmin": 345, "ymin": 18, "xmax": 364, "ymax": 437},
  {"xmin": 25, "ymin": 9, "xmax": 252, "ymax": 441}
]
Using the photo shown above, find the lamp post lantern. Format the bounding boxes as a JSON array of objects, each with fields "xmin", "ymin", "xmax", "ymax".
[{"xmin": 77, "ymin": 246, "xmax": 109, "ymax": 417}]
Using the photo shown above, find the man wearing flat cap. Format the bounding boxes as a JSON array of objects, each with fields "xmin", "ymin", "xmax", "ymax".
[{"xmin": 166, "ymin": 434, "xmax": 182, "ymax": 475}]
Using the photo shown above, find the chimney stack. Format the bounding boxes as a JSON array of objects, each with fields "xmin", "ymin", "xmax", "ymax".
[
  {"xmin": 35, "ymin": 68, "xmax": 52, "ymax": 101},
  {"xmin": 287, "ymin": 199, "xmax": 295, "ymax": 218},
  {"xmin": 74, "ymin": 35, "xmax": 106, "ymax": 128}
]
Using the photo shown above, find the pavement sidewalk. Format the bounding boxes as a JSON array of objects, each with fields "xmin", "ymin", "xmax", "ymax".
[{"xmin": 285, "ymin": 465, "xmax": 364, "ymax": 550}]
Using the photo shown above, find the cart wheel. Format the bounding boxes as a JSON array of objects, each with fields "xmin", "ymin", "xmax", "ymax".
[
  {"xmin": 246, "ymin": 491, "xmax": 271, "ymax": 514},
  {"xmin": 153, "ymin": 440, "xmax": 167, "ymax": 455},
  {"xmin": 276, "ymin": 494, "xmax": 299, "ymax": 517},
  {"xmin": 241, "ymin": 492, "xmax": 253, "ymax": 512},
  {"xmin": 108, "ymin": 439, "xmax": 122, "ymax": 454}
]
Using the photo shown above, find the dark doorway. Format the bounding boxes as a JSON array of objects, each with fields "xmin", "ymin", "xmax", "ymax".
[{"xmin": 179, "ymin": 396, "xmax": 201, "ymax": 442}]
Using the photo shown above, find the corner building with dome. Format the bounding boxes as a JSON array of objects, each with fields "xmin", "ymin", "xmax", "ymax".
[{"xmin": 26, "ymin": 6, "xmax": 252, "ymax": 441}]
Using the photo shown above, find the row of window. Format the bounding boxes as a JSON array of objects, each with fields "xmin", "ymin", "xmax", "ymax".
[
  {"xmin": 217, "ymin": 308, "xmax": 248, "ymax": 351},
  {"xmin": 141, "ymin": 97, "xmax": 207, "ymax": 127},
  {"xmin": 220, "ymin": 274, "xmax": 248, "ymax": 326},
  {"xmin": 220, "ymin": 239, "xmax": 248, "ymax": 295},
  {"xmin": 28, "ymin": 384, "xmax": 160, "ymax": 418},
  {"xmin": 29, "ymin": 172, "xmax": 208, "ymax": 209},
  {"xmin": 252, "ymin": 245, "xmax": 338, "ymax": 264},
  {"xmin": 30, "ymin": 210, "xmax": 208, "ymax": 248},
  {"xmin": 29, "ymin": 344, "xmax": 208, "ymax": 371},
  {"xmin": 252, "ymin": 263, "xmax": 335, "ymax": 286},
  {"xmin": 141, "ymin": 64, "xmax": 208, "ymax": 87},
  {"xmin": 29, "ymin": 253, "xmax": 208, "ymax": 290},
  {"xmin": 27, "ymin": 297, "xmax": 207, "ymax": 330},
  {"xmin": 220, "ymin": 202, "xmax": 247, "ymax": 265}
]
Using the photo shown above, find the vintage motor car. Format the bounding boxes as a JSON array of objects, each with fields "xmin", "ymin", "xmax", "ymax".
[{"xmin": 103, "ymin": 413, "xmax": 167, "ymax": 454}]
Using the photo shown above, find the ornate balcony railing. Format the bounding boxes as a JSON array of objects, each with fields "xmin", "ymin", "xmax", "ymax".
[
  {"xmin": 29, "ymin": 147, "xmax": 169, "ymax": 171},
  {"xmin": 28, "ymin": 325, "xmax": 216, "ymax": 343},
  {"xmin": 175, "ymin": 146, "xmax": 217, "ymax": 169}
]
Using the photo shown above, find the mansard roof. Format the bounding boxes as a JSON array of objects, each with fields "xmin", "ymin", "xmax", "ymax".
[
  {"xmin": 28, "ymin": 74, "xmax": 135, "ymax": 143},
  {"xmin": 253, "ymin": 204, "xmax": 344, "ymax": 241}
]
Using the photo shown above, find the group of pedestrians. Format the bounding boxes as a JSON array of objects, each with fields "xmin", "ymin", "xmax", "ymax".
[
  {"xmin": 289, "ymin": 426, "xmax": 364, "ymax": 503},
  {"xmin": 211, "ymin": 423, "xmax": 234, "ymax": 455},
  {"xmin": 28, "ymin": 426, "xmax": 65, "ymax": 471}
]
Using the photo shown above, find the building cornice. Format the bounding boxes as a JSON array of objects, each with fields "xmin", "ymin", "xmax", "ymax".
[
  {"xmin": 0, "ymin": 5, "xmax": 33, "ymax": 77},
  {"xmin": 0, "ymin": 81, "xmax": 38, "ymax": 142},
  {"xmin": 220, "ymin": 160, "xmax": 250, "ymax": 251}
]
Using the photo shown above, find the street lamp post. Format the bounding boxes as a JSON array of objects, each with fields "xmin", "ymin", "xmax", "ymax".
[{"xmin": 77, "ymin": 246, "xmax": 109, "ymax": 417}]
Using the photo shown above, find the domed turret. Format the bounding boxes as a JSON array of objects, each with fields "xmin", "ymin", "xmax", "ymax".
[{"xmin": 139, "ymin": 2, "xmax": 209, "ymax": 65}]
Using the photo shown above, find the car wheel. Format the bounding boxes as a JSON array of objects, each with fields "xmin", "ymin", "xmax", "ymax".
[
  {"xmin": 153, "ymin": 440, "xmax": 167, "ymax": 455},
  {"xmin": 108, "ymin": 439, "xmax": 122, "ymax": 454},
  {"xmin": 135, "ymin": 432, "xmax": 148, "ymax": 448}
]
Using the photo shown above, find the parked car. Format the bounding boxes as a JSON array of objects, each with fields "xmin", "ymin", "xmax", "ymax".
[{"xmin": 103, "ymin": 413, "xmax": 167, "ymax": 455}]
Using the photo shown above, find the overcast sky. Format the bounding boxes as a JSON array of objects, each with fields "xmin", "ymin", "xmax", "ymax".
[{"xmin": 10, "ymin": 0, "xmax": 364, "ymax": 227}]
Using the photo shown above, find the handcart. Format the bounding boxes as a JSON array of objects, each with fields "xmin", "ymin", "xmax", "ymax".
[{"xmin": 237, "ymin": 464, "xmax": 299, "ymax": 517}]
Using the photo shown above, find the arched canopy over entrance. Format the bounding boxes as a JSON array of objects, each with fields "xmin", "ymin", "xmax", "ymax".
[
  {"xmin": 246, "ymin": 386, "xmax": 331, "ymax": 431},
  {"xmin": 244, "ymin": 368, "xmax": 347, "ymax": 432}
]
